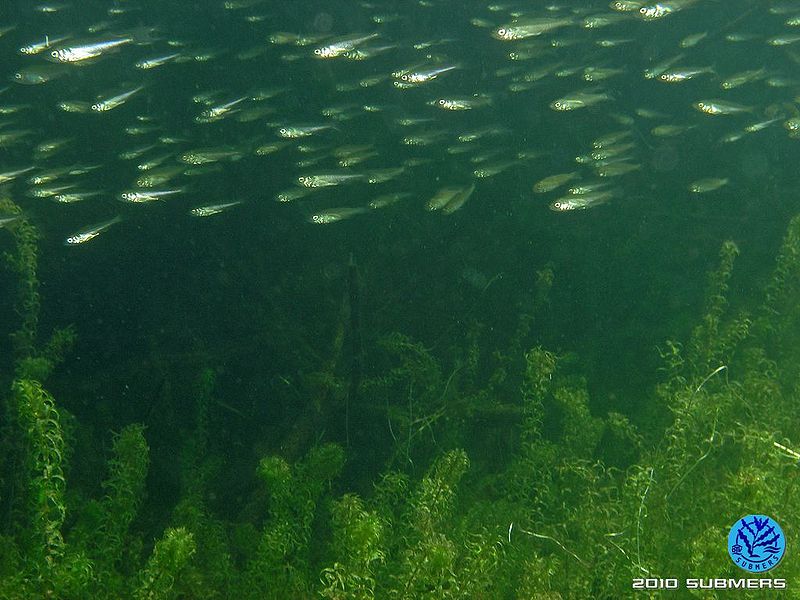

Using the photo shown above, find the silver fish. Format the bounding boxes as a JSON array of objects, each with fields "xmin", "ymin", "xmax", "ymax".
[
  {"xmin": 11, "ymin": 64, "xmax": 68, "ymax": 85},
  {"xmin": 64, "ymin": 216, "xmax": 122, "ymax": 245},
  {"xmin": 189, "ymin": 201, "xmax": 243, "ymax": 216},
  {"xmin": 313, "ymin": 33, "xmax": 379, "ymax": 58},
  {"xmin": 48, "ymin": 37, "xmax": 134, "ymax": 63},
  {"xmin": 119, "ymin": 188, "xmax": 184, "ymax": 203},
  {"xmin": 309, "ymin": 207, "xmax": 368, "ymax": 224},
  {"xmin": 91, "ymin": 86, "xmax": 145, "ymax": 112},
  {"xmin": 19, "ymin": 35, "xmax": 71, "ymax": 55},
  {"xmin": 550, "ymin": 191, "xmax": 614, "ymax": 211}
]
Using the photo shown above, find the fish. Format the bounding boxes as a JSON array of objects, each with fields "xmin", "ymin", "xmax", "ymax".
[
  {"xmin": 64, "ymin": 216, "xmax": 122, "ymax": 245},
  {"xmin": 429, "ymin": 95, "xmax": 492, "ymax": 110},
  {"xmin": 180, "ymin": 147, "xmax": 245, "ymax": 165},
  {"xmin": 426, "ymin": 185, "xmax": 475, "ymax": 212},
  {"xmin": 11, "ymin": 64, "xmax": 69, "ymax": 85},
  {"xmin": 136, "ymin": 166, "xmax": 184, "ymax": 188},
  {"xmin": 658, "ymin": 66, "xmax": 714, "ymax": 83},
  {"xmin": 308, "ymin": 207, "xmax": 368, "ymax": 224},
  {"xmin": 743, "ymin": 117, "xmax": 783, "ymax": 133},
  {"xmin": 368, "ymin": 192, "xmax": 413, "ymax": 209},
  {"xmin": 492, "ymin": 17, "xmax": 574, "ymax": 41},
  {"xmin": 47, "ymin": 36, "xmax": 136, "ymax": 63},
  {"xmin": 689, "ymin": 178, "xmax": 729, "ymax": 193},
  {"xmin": 441, "ymin": 183, "xmax": 476, "ymax": 214},
  {"xmin": 396, "ymin": 64, "xmax": 460, "ymax": 85},
  {"xmin": 53, "ymin": 191, "xmax": 102, "ymax": 203},
  {"xmin": 549, "ymin": 191, "xmax": 614, "ymax": 211},
  {"xmin": 28, "ymin": 184, "xmax": 77, "ymax": 198},
  {"xmin": 551, "ymin": 90, "xmax": 612, "ymax": 111},
  {"xmin": 473, "ymin": 159, "xmax": 519, "ymax": 179},
  {"xmin": 694, "ymin": 99, "xmax": 754, "ymax": 115},
  {"xmin": 34, "ymin": 138, "xmax": 72, "ymax": 159},
  {"xmin": 367, "ymin": 167, "xmax": 405, "ymax": 184},
  {"xmin": 680, "ymin": 32, "xmax": 708, "ymax": 48},
  {"xmin": 768, "ymin": 34, "xmax": 800, "ymax": 46},
  {"xmin": 720, "ymin": 68, "xmax": 768, "ymax": 90},
  {"xmin": 0, "ymin": 0, "xmax": 792, "ymax": 250},
  {"xmin": 313, "ymin": 33, "xmax": 379, "ymax": 59},
  {"xmin": 651, "ymin": 124, "xmax": 696, "ymax": 137},
  {"xmin": 58, "ymin": 100, "xmax": 92, "ymax": 114},
  {"xmin": 189, "ymin": 201, "xmax": 243, "ymax": 216},
  {"xmin": 595, "ymin": 162, "xmax": 641, "ymax": 178},
  {"xmin": 196, "ymin": 96, "xmax": 248, "ymax": 122},
  {"xmin": 19, "ymin": 35, "xmax": 71, "ymax": 55},
  {"xmin": 533, "ymin": 172, "xmax": 580, "ymax": 193},
  {"xmin": 297, "ymin": 173, "xmax": 365, "ymax": 188},
  {"xmin": 638, "ymin": 0, "xmax": 698, "ymax": 21},
  {"xmin": 277, "ymin": 125, "xmax": 334, "ymax": 138},
  {"xmin": 90, "ymin": 86, "xmax": 145, "ymax": 112},
  {"xmin": 275, "ymin": 188, "xmax": 314, "ymax": 203},
  {"xmin": 0, "ymin": 166, "xmax": 35, "ymax": 184},
  {"xmin": 643, "ymin": 52, "xmax": 686, "ymax": 79},
  {"xmin": 119, "ymin": 189, "xmax": 184, "ymax": 203},
  {"xmin": 610, "ymin": 0, "xmax": 645, "ymax": 11},
  {"xmin": 135, "ymin": 52, "xmax": 182, "ymax": 69}
]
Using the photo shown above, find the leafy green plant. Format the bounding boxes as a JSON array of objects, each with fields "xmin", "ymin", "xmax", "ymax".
[{"xmin": 3, "ymin": 188, "xmax": 800, "ymax": 599}]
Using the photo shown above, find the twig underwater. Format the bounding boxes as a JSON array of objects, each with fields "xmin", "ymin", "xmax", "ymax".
[
  {"xmin": 693, "ymin": 364, "xmax": 728, "ymax": 396},
  {"xmin": 512, "ymin": 524, "xmax": 588, "ymax": 568},
  {"xmin": 345, "ymin": 252, "xmax": 364, "ymax": 446}
]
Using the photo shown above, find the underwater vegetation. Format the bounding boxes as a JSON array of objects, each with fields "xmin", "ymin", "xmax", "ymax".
[{"xmin": 2, "ymin": 188, "xmax": 800, "ymax": 599}]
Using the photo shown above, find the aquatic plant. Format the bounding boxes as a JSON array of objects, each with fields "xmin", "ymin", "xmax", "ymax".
[
  {"xmin": 0, "ymin": 198, "xmax": 195, "ymax": 599},
  {"xmin": 133, "ymin": 527, "xmax": 196, "ymax": 600},
  {"xmin": 74, "ymin": 424, "xmax": 150, "ymax": 588},
  {"xmin": 12, "ymin": 379, "xmax": 68, "ymax": 579},
  {"xmin": 3, "ymin": 186, "xmax": 800, "ymax": 598},
  {"xmin": 0, "ymin": 197, "xmax": 40, "ymax": 364},
  {"xmin": 0, "ymin": 196, "xmax": 76, "ymax": 382}
]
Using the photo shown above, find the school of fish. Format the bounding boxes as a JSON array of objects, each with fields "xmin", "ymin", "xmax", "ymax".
[{"xmin": 0, "ymin": 0, "xmax": 796, "ymax": 244}]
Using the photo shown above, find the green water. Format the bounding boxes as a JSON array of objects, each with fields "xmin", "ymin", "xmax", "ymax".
[{"xmin": 1, "ymin": 0, "xmax": 799, "ymax": 597}]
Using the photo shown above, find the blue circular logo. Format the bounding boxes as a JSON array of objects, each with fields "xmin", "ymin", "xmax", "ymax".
[{"xmin": 728, "ymin": 515, "xmax": 785, "ymax": 572}]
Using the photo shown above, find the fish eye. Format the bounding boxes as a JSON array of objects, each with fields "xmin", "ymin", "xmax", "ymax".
[
  {"xmin": 91, "ymin": 104, "xmax": 100, "ymax": 111},
  {"xmin": 314, "ymin": 48, "xmax": 321, "ymax": 55},
  {"xmin": 13, "ymin": 73, "xmax": 21, "ymax": 79},
  {"xmin": 401, "ymin": 74, "xmax": 409, "ymax": 81},
  {"xmin": 639, "ymin": 6, "xmax": 647, "ymax": 13},
  {"xmin": 497, "ymin": 28, "xmax": 506, "ymax": 36},
  {"xmin": 50, "ymin": 50, "xmax": 58, "ymax": 57},
  {"xmin": 438, "ymin": 99, "xmax": 446, "ymax": 105},
  {"xmin": 279, "ymin": 127, "xmax": 287, "ymax": 134}
]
